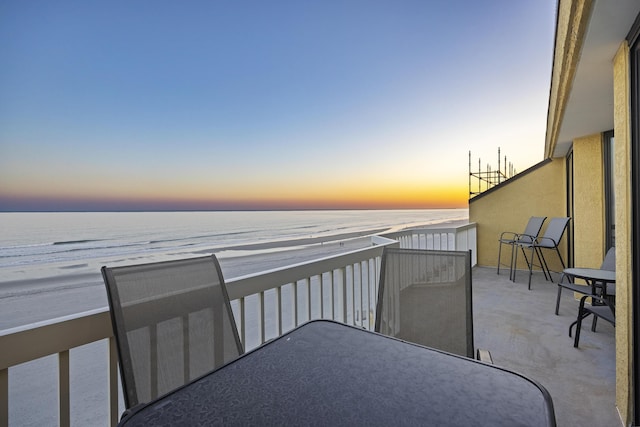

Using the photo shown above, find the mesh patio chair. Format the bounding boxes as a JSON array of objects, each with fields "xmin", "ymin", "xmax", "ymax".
[
  {"xmin": 102, "ymin": 255, "xmax": 244, "ymax": 409},
  {"xmin": 497, "ymin": 216, "xmax": 547, "ymax": 280},
  {"xmin": 571, "ymin": 289, "xmax": 616, "ymax": 347},
  {"xmin": 374, "ymin": 248, "xmax": 491, "ymax": 362},
  {"xmin": 555, "ymin": 246, "xmax": 616, "ymax": 315},
  {"xmin": 513, "ymin": 217, "xmax": 571, "ymax": 290}
]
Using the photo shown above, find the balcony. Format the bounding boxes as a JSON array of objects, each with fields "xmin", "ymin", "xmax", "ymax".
[{"xmin": 0, "ymin": 223, "xmax": 618, "ymax": 427}]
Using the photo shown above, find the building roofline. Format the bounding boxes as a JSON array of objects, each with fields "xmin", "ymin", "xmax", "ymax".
[{"xmin": 468, "ymin": 158, "xmax": 553, "ymax": 203}]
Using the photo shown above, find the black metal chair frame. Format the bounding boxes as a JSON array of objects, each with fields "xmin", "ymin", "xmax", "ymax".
[
  {"xmin": 497, "ymin": 216, "xmax": 547, "ymax": 280},
  {"xmin": 555, "ymin": 247, "xmax": 616, "ymax": 315},
  {"xmin": 513, "ymin": 217, "xmax": 570, "ymax": 290},
  {"xmin": 374, "ymin": 247, "xmax": 491, "ymax": 362},
  {"xmin": 102, "ymin": 255, "xmax": 244, "ymax": 409},
  {"xmin": 570, "ymin": 293, "xmax": 615, "ymax": 348}
]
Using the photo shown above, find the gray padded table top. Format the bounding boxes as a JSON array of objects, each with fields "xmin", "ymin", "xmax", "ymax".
[{"xmin": 119, "ymin": 320, "xmax": 556, "ymax": 426}]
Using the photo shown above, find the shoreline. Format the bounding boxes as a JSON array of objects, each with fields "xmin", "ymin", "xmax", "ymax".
[
  {"xmin": 0, "ymin": 228, "xmax": 390, "ymax": 292},
  {"xmin": 194, "ymin": 227, "xmax": 389, "ymax": 253},
  {"xmin": 0, "ymin": 230, "xmax": 384, "ymax": 329},
  {"xmin": 0, "ymin": 219, "xmax": 469, "ymax": 330},
  {"xmin": 0, "ymin": 219, "xmax": 470, "ymax": 294}
]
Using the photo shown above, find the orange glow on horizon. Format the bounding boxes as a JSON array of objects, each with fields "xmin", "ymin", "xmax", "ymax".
[{"xmin": 0, "ymin": 180, "xmax": 469, "ymax": 211}]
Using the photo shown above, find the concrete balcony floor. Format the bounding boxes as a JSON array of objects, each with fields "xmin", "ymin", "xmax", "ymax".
[{"xmin": 473, "ymin": 266, "xmax": 618, "ymax": 427}]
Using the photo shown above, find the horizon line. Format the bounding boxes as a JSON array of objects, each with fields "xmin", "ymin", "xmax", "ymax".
[{"xmin": 0, "ymin": 206, "xmax": 468, "ymax": 213}]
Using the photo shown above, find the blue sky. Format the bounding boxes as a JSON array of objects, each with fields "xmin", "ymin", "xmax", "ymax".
[{"xmin": 0, "ymin": 1, "xmax": 556, "ymax": 211}]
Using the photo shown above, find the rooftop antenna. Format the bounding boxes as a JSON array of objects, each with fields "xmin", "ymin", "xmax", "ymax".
[{"xmin": 468, "ymin": 147, "xmax": 515, "ymax": 198}]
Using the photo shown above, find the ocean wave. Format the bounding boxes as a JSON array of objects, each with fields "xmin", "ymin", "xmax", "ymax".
[
  {"xmin": 0, "ymin": 209, "xmax": 469, "ymax": 278},
  {"xmin": 0, "ymin": 240, "xmax": 153, "ymax": 263},
  {"xmin": 147, "ymin": 229, "xmax": 258, "ymax": 245},
  {"xmin": 53, "ymin": 239, "xmax": 103, "ymax": 246}
]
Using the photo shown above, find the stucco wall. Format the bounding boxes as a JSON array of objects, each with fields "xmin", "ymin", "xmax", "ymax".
[
  {"xmin": 469, "ymin": 159, "xmax": 566, "ymax": 271},
  {"xmin": 572, "ymin": 133, "xmax": 606, "ymax": 267},
  {"xmin": 613, "ymin": 41, "xmax": 632, "ymax": 425}
]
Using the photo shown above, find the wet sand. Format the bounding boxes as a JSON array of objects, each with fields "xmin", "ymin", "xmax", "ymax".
[{"xmin": 0, "ymin": 232, "xmax": 378, "ymax": 330}]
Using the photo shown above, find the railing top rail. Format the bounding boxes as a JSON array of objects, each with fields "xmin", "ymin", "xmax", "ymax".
[
  {"xmin": 0, "ymin": 306, "xmax": 109, "ymax": 338},
  {"xmin": 226, "ymin": 243, "xmax": 390, "ymax": 300},
  {"xmin": 381, "ymin": 222, "xmax": 476, "ymax": 237},
  {"xmin": 0, "ymin": 308, "xmax": 112, "ymax": 370}
]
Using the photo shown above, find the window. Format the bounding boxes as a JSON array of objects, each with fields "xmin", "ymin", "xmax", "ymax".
[
  {"xmin": 629, "ymin": 14, "xmax": 640, "ymax": 426},
  {"xmin": 566, "ymin": 149, "xmax": 574, "ymax": 267},
  {"xmin": 604, "ymin": 130, "xmax": 615, "ymax": 250}
]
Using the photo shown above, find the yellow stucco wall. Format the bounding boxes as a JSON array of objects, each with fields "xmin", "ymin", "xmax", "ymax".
[
  {"xmin": 469, "ymin": 159, "xmax": 566, "ymax": 271},
  {"xmin": 613, "ymin": 41, "xmax": 632, "ymax": 425},
  {"xmin": 572, "ymin": 134, "xmax": 606, "ymax": 267}
]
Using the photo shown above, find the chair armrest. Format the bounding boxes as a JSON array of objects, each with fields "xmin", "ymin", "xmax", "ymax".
[
  {"xmin": 511, "ymin": 233, "xmax": 537, "ymax": 246},
  {"xmin": 533, "ymin": 236, "xmax": 559, "ymax": 247},
  {"xmin": 499, "ymin": 231, "xmax": 519, "ymax": 241},
  {"xmin": 588, "ymin": 293, "xmax": 615, "ymax": 308},
  {"xmin": 476, "ymin": 349, "xmax": 493, "ymax": 364},
  {"xmin": 558, "ymin": 280, "xmax": 601, "ymax": 296}
]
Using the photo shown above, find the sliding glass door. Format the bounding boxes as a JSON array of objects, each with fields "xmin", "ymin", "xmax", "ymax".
[
  {"xmin": 603, "ymin": 131, "xmax": 615, "ymax": 250},
  {"xmin": 630, "ymin": 19, "xmax": 640, "ymax": 426}
]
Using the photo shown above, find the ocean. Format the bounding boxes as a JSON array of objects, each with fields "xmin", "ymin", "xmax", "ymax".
[{"xmin": 0, "ymin": 209, "xmax": 468, "ymax": 285}]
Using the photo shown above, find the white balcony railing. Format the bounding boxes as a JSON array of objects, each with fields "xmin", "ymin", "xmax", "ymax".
[
  {"xmin": 0, "ymin": 223, "xmax": 476, "ymax": 427},
  {"xmin": 380, "ymin": 222, "xmax": 477, "ymax": 266}
]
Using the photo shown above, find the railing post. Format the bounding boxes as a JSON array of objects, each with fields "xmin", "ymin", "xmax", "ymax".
[
  {"xmin": 293, "ymin": 283, "xmax": 299, "ymax": 327},
  {"xmin": 108, "ymin": 336, "xmax": 120, "ymax": 426},
  {"xmin": 59, "ymin": 350, "xmax": 70, "ymax": 427},
  {"xmin": 1, "ymin": 368, "xmax": 7, "ymax": 427},
  {"xmin": 341, "ymin": 268, "xmax": 348, "ymax": 324},
  {"xmin": 259, "ymin": 292, "xmax": 265, "ymax": 344},
  {"xmin": 277, "ymin": 287, "xmax": 283, "ymax": 337}
]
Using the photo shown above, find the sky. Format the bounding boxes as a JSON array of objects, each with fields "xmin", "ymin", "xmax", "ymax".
[{"xmin": 0, "ymin": 1, "xmax": 557, "ymax": 211}]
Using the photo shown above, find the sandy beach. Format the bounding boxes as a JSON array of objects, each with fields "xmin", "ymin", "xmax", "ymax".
[
  {"xmin": 2, "ymin": 219, "xmax": 469, "ymax": 426},
  {"xmin": 0, "ymin": 230, "xmax": 381, "ymax": 331}
]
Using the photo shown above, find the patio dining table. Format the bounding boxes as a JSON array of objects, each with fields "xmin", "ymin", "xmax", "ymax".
[
  {"xmin": 118, "ymin": 319, "xmax": 556, "ymax": 426},
  {"xmin": 562, "ymin": 267, "xmax": 616, "ymax": 296}
]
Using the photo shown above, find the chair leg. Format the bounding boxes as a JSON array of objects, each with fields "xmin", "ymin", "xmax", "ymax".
[
  {"xmin": 573, "ymin": 296, "xmax": 589, "ymax": 348},
  {"xmin": 523, "ymin": 246, "xmax": 547, "ymax": 289},
  {"xmin": 512, "ymin": 245, "xmax": 528, "ymax": 283},
  {"xmin": 536, "ymin": 247, "xmax": 551, "ymax": 281},
  {"xmin": 573, "ymin": 315, "xmax": 583, "ymax": 347},
  {"xmin": 550, "ymin": 247, "xmax": 566, "ymax": 283},
  {"xmin": 511, "ymin": 245, "xmax": 520, "ymax": 282},
  {"xmin": 508, "ymin": 243, "xmax": 517, "ymax": 280},
  {"xmin": 555, "ymin": 284, "xmax": 562, "ymax": 315},
  {"xmin": 555, "ymin": 247, "xmax": 566, "ymax": 270},
  {"xmin": 497, "ymin": 241, "xmax": 515, "ymax": 277},
  {"xmin": 527, "ymin": 246, "xmax": 536, "ymax": 290}
]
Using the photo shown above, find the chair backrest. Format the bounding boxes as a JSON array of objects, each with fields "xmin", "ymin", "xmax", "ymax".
[
  {"xmin": 102, "ymin": 255, "xmax": 244, "ymax": 408},
  {"xmin": 518, "ymin": 216, "xmax": 547, "ymax": 243},
  {"xmin": 539, "ymin": 217, "xmax": 571, "ymax": 247},
  {"xmin": 600, "ymin": 246, "xmax": 616, "ymax": 271},
  {"xmin": 374, "ymin": 248, "xmax": 473, "ymax": 358}
]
